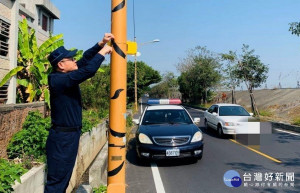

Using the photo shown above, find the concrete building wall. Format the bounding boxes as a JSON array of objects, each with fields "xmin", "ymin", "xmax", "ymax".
[
  {"xmin": 6, "ymin": 0, "xmax": 19, "ymax": 104},
  {"xmin": 0, "ymin": 2, "xmax": 11, "ymax": 20},
  {"xmin": 0, "ymin": 58, "xmax": 10, "ymax": 79},
  {"xmin": 36, "ymin": 28, "xmax": 49, "ymax": 46}
]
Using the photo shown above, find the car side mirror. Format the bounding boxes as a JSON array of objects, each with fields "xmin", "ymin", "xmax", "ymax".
[
  {"xmin": 249, "ymin": 113, "xmax": 253, "ymax": 116},
  {"xmin": 133, "ymin": 119, "xmax": 140, "ymax": 125},
  {"xmin": 212, "ymin": 112, "xmax": 218, "ymax": 116},
  {"xmin": 193, "ymin": 117, "xmax": 200, "ymax": 123}
]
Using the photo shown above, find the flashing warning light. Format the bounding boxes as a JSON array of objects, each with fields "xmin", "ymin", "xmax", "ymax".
[{"xmin": 147, "ymin": 99, "xmax": 181, "ymax": 105}]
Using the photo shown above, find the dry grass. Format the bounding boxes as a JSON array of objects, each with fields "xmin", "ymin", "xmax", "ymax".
[{"xmin": 258, "ymin": 104, "xmax": 300, "ymax": 124}]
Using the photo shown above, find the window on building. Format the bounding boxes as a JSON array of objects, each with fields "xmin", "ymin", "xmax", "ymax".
[
  {"xmin": 42, "ymin": 14, "xmax": 48, "ymax": 31},
  {"xmin": 0, "ymin": 85, "xmax": 8, "ymax": 104},
  {"xmin": 0, "ymin": 19, "xmax": 10, "ymax": 57},
  {"xmin": 19, "ymin": 10, "xmax": 34, "ymax": 23}
]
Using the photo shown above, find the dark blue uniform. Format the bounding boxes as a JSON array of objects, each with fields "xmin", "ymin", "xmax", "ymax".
[{"xmin": 45, "ymin": 43, "xmax": 104, "ymax": 193}]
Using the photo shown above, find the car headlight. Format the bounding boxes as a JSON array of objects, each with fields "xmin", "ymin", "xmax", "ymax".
[
  {"xmin": 191, "ymin": 131, "xmax": 203, "ymax": 142},
  {"xmin": 139, "ymin": 133, "xmax": 153, "ymax": 144},
  {"xmin": 225, "ymin": 122, "xmax": 237, "ymax": 126}
]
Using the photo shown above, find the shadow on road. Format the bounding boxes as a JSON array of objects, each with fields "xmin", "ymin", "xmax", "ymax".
[
  {"xmin": 199, "ymin": 126, "xmax": 232, "ymax": 140},
  {"xmin": 126, "ymin": 138, "xmax": 150, "ymax": 167},
  {"xmin": 273, "ymin": 130, "xmax": 300, "ymax": 144},
  {"xmin": 226, "ymin": 162, "xmax": 266, "ymax": 172}
]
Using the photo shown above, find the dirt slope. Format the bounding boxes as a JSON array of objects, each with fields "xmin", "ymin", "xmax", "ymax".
[{"xmin": 220, "ymin": 88, "xmax": 300, "ymax": 124}]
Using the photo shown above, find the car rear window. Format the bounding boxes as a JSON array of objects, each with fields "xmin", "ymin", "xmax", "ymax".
[
  {"xmin": 142, "ymin": 109, "xmax": 193, "ymax": 125},
  {"xmin": 219, "ymin": 106, "xmax": 250, "ymax": 116}
]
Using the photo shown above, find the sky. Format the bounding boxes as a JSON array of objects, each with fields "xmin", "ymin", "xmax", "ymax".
[{"xmin": 51, "ymin": 0, "xmax": 300, "ymax": 89}]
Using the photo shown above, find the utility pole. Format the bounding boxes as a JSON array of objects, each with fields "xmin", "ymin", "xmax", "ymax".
[
  {"xmin": 108, "ymin": 0, "xmax": 127, "ymax": 192},
  {"xmin": 134, "ymin": 37, "xmax": 138, "ymax": 111}
]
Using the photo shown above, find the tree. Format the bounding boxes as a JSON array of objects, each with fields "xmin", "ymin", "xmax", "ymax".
[
  {"xmin": 127, "ymin": 61, "xmax": 161, "ymax": 103},
  {"xmin": 234, "ymin": 45, "xmax": 269, "ymax": 116},
  {"xmin": 149, "ymin": 72, "xmax": 178, "ymax": 98},
  {"xmin": 0, "ymin": 19, "xmax": 64, "ymax": 106},
  {"xmin": 289, "ymin": 22, "xmax": 300, "ymax": 36},
  {"xmin": 177, "ymin": 46, "xmax": 222, "ymax": 104},
  {"xmin": 80, "ymin": 65, "xmax": 110, "ymax": 118},
  {"xmin": 221, "ymin": 51, "xmax": 241, "ymax": 104}
]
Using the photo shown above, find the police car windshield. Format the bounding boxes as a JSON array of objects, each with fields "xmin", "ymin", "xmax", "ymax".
[{"xmin": 142, "ymin": 109, "xmax": 193, "ymax": 125}]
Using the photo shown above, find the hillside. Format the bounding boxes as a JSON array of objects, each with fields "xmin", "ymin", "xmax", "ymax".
[{"xmin": 219, "ymin": 88, "xmax": 300, "ymax": 124}]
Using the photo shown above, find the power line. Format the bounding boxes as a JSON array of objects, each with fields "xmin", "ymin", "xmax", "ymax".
[{"xmin": 133, "ymin": 0, "xmax": 136, "ymax": 39}]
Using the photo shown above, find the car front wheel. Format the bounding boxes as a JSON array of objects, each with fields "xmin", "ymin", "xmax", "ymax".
[{"xmin": 217, "ymin": 125, "xmax": 224, "ymax": 138}]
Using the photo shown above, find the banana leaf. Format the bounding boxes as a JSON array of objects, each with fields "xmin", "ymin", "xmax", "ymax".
[
  {"xmin": 17, "ymin": 79, "xmax": 29, "ymax": 87},
  {"xmin": 0, "ymin": 66, "xmax": 24, "ymax": 87}
]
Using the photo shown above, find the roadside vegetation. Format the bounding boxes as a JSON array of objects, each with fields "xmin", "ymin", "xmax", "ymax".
[
  {"xmin": 293, "ymin": 118, "xmax": 300, "ymax": 126},
  {"xmin": 0, "ymin": 159, "xmax": 27, "ymax": 193},
  {"xmin": 93, "ymin": 185, "xmax": 107, "ymax": 193}
]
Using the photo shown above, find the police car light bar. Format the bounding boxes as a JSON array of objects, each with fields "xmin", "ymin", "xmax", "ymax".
[{"xmin": 147, "ymin": 99, "xmax": 182, "ymax": 105}]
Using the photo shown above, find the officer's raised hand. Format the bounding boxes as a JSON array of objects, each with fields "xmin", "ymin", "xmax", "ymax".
[
  {"xmin": 99, "ymin": 33, "xmax": 115, "ymax": 47},
  {"xmin": 99, "ymin": 45, "xmax": 112, "ymax": 56}
]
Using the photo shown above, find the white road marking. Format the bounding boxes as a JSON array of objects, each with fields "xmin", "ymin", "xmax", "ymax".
[
  {"xmin": 275, "ymin": 128, "xmax": 300, "ymax": 136},
  {"xmin": 151, "ymin": 162, "xmax": 166, "ymax": 193}
]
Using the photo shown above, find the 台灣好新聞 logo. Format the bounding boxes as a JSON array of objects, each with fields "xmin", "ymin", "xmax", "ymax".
[{"xmin": 224, "ymin": 170, "xmax": 242, "ymax": 187}]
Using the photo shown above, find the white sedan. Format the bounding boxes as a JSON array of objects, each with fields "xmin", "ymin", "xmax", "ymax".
[{"xmin": 204, "ymin": 104, "xmax": 257, "ymax": 137}]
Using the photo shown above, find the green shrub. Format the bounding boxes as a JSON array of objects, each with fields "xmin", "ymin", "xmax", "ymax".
[
  {"xmin": 81, "ymin": 117, "xmax": 94, "ymax": 134},
  {"xmin": 259, "ymin": 110, "xmax": 273, "ymax": 117},
  {"xmin": 98, "ymin": 108, "xmax": 109, "ymax": 119},
  {"xmin": 292, "ymin": 117, "xmax": 300, "ymax": 126},
  {"xmin": 81, "ymin": 110, "xmax": 100, "ymax": 134},
  {"xmin": 0, "ymin": 159, "xmax": 27, "ymax": 193},
  {"xmin": 93, "ymin": 185, "xmax": 107, "ymax": 193},
  {"xmin": 126, "ymin": 114, "xmax": 133, "ymax": 128},
  {"xmin": 7, "ymin": 111, "xmax": 50, "ymax": 160}
]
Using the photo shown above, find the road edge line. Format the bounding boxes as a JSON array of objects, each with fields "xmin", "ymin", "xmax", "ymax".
[{"xmin": 275, "ymin": 128, "xmax": 300, "ymax": 136}]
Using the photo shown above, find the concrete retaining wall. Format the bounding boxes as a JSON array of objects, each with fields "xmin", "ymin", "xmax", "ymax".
[
  {"xmin": 12, "ymin": 122, "xmax": 108, "ymax": 193},
  {"xmin": 67, "ymin": 122, "xmax": 108, "ymax": 193},
  {"xmin": 12, "ymin": 164, "xmax": 46, "ymax": 193},
  {"xmin": 89, "ymin": 142, "xmax": 108, "ymax": 188}
]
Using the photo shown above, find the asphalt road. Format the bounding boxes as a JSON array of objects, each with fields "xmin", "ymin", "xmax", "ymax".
[{"xmin": 126, "ymin": 105, "xmax": 300, "ymax": 193}]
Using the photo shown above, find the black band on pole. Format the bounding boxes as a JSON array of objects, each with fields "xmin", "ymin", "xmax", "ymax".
[
  {"xmin": 108, "ymin": 161, "xmax": 125, "ymax": 177},
  {"xmin": 112, "ymin": 0, "xmax": 125, "ymax": 12},
  {"xmin": 109, "ymin": 127, "xmax": 126, "ymax": 138},
  {"xmin": 112, "ymin": 39, "xmax": 126, "ymax": 59},
  {"xmin": 111, "ymin": 89, "xmax": 124, "ymax": 99},
  {"xmin": 109, "ymin": 144, "xmax": 126, "ymax": 149}
]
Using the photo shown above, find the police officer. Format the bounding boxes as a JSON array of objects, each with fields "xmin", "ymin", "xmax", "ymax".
[{"xmin": 45, "ymin": 33, "xmax": 114, "ymax": 193}]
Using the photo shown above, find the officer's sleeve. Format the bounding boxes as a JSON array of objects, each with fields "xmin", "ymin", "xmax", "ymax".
[
  {"xmin": 58, "ymin": 54, "xmax": 104, "ymax": 89},
  {"xmin": 77, "ymin": 43, "xmax": 103, "ymax": 68}
]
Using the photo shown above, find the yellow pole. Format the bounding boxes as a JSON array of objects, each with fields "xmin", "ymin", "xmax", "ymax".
[{"xmin": 107, "ymin": 0, "xmax": 127, "ymax": 192}]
